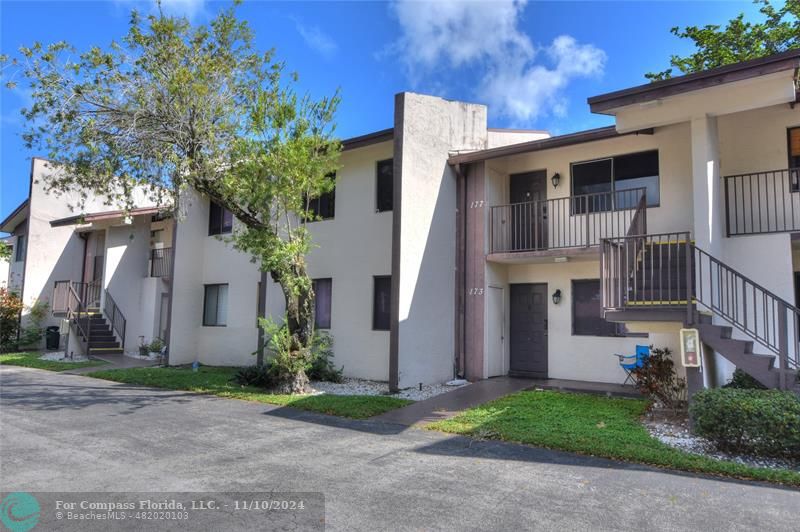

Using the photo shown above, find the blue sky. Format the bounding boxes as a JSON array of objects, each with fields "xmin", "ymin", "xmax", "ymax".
[{"xmin": 0, "ymin": 0, "xmax": 766, "ymax": 218}]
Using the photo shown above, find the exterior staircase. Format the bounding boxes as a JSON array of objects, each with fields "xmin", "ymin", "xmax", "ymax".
[
  {"xmin": 75, "ymin": 308, "xmax": 123, "ymax": 356},
  {"xmin": 695, "ymin": 314, "xmax": 799, "ymax": 391},
  {"xmin": 602, "ymin": 231, "xmax": 800, "ymax": 391}
]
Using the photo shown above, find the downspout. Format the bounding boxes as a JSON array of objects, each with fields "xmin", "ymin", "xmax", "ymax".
[
  {"xmin": 79, "ymin": 233, "xmax": 88, "ymax": 284},
  {"xmin": 163, "ymin": 210, "xmax": 178, "ymax": 366},
  {"xmin": 453, "ymin": 163, "xmax": 467, "ymax": 379}
]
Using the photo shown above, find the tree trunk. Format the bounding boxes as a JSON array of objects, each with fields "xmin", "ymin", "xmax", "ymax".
[{"xmin": 271, "ymin": 265, "xmax": 315, "ymax": 394}]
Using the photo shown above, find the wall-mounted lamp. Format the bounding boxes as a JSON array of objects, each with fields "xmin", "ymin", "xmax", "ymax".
[
  {"xmin": 551, "ymin": 172, "xmax": 561, "ymax": 189},
  {"xmin": 552, "ymin": 289, "xmax": 562, "ymax": 305}
]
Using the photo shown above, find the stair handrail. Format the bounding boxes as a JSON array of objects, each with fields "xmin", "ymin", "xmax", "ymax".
[
  {"xmin": 693, "ymin": 245, "xmax": 799, "ymax": 376},
  {"xmin": 65, "ymin": 281, "xmax": 91, "ymax": 352},
  {"xmin": 103, "ymin": 290, "xmax": 127, "ymax": 350}
]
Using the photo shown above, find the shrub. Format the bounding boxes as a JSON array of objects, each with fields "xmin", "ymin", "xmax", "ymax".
[
  {"xmin": 17, "ymin": 298, "xmax": 49, "ymax": 349},
  {"xmin": 233, "ymin": 364, "xmax": 278, "ymax": 389},
  {"xmin": 631, "ymin": 346, "xmax": 687, "ymax": 411},
  {"xmin": 0, "ymin": 288, "xmax": 23, "ymax": 352},
  {"xmin": 307, "ymin": 331, "xmax": 343, "ymax": 383},
  {"xmin": 690, "ymin": 388, "xmax": 800, "ymax": 459},
  {"xmin": 722, "ymin": 368, "xmax": 767, "ymax": 390}
]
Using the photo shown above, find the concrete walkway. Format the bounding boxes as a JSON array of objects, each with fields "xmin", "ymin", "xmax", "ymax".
[
  {"xmin": 63, "ymin": 353, "xmax": 158, "ymax": 375},
  {"xmin": 2, "ymin": 366, "xmax": 798, "ymax": 531},
  {"xmin": 371, "ymin": 376, "xmax": 535, "ymax": 426}
]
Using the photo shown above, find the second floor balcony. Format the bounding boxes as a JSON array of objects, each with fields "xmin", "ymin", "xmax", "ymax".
[
  {"xmin": 150, "ymin": 247, "xmax": 173, "ymax": 278},
  {"xmin": 724, "ymin": 167, "xmax": 800, "ymax": 236},
  {"xmin": 488, "ymin": 188, "xmax": 647, "ymax": 261}
]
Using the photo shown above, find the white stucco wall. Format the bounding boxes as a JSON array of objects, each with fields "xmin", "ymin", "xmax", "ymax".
[
  {"xmin": 104, "ymin": 217, "xmax": 151, "ymax": 351},
  {"xmin": 394, "ymin": 93, "xmax": 488, "ymax": 388},
  {"xmin": 305, "ymin": 140, "xmax": 394, "ymax": 380}
]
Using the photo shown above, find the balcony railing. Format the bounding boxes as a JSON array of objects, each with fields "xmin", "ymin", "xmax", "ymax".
[
  {"xmin": 489, "ymin": 188, "xmax": 647, "ymax": 254},
  {"xmin": 150, "ymin": 247, "xmax": 173, "ymax": 278},
  {"xmin": 52, "ymin": 280, "xmax": 101, "ymax": 313},
  {"xmin": 723, "ymin": 168, "xmax": 800, "ymax": 236}
]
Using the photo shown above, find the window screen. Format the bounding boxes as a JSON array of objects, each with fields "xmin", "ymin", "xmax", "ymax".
[
  {"xmin": 571, "ymin": 150, "xmax": 660, "ymax": 211},
  {"xmin": 572, "ymin": 279, "xmax": 618, "ymax": 337},
  {"xmin": 376, "ymin": 159, "xmax": 394, "ymax": 212},
  {"xmin": 208, "ymin": 201, "xmax": 233, "ymax": 235},
  {"xmin": 313, "ymin": 278, "xmax": 332, "ymax": 329},
  {"xmin": 614, "ymin": 151, "xmax": 660, "ymax": 208},
  {"xmin": 203, "ymin": 284, "xmax": 229, "ymax": 326},
  {"xmin": 307, "ymin": 189, "xmax": 336, "ymax": 220},
  {"xmin": 15, "ymin": 235, "xmax": 26, "ymax": 262},
  {"xmin": 373, "ymin": 276, "xmax": 391, "ymax": 330},
  {"xmin": 788, "ymin": 128, "xmax": 800, "ymax": 191}
]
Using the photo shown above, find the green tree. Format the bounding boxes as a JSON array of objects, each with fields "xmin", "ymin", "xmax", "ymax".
[
  {"xmin": 647, "ymin": 0, "xmax": 800, "ymax": 81},
  {"xmin": 2, "ymin": 4, "xmax": 341, "ymax": 392}
]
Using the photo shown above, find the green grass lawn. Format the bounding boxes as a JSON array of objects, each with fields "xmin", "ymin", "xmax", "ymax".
[
  {"xmin": 0, "ymin": 351, "xmax": 106, "ymax": 371},
  {"xmin": 427, "ymin": 390, "xmax": 800, "ymax": 486},
  {"xmin": 87, "ymin": 366, "xmax": 412, "ymax": 419}
]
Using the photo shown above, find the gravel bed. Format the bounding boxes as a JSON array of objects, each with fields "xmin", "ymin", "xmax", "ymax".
[
  {"xmin": 643, "ymin": 410, "xmax": 799, "ymax": 472},
  {"xmin": 40, "ymin": 352, "xmax": 90, "ymax": 363},
  {"xmin": 310, "ymin": 377, "xmax": 469, "ymax": 401}
]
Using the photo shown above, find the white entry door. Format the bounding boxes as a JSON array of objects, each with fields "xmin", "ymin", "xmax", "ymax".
[{"xmin": 487, "ymin": 286, "xmax": 505, "ymax": 377}]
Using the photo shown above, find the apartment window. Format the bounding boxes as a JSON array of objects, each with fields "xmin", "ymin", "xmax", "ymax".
[
  {"xmin": 313, "ymin": 278, "xmax": 332, "ymax": 329},
  {"xmin": 14, "ymin": 235, "xmax": 26, "ymax": 262},
  {"xmin": 208, "ymin": 201, "xmax": 233, "ymax": 236},
  {"xmin": 307, "ymin": 188, "xmax": 336, "ymax": 221},
  {"xmin": 373, "ymin": 276, "xmax": 391, "ymax": 331},
  {"xmin": 572, "ymin": 279, "xmax": 619, "ymax": 337},
  {"xmin": 788, "ymin": 128, "xmax": 800, "ymax": 191},
  {"xmin": 256, "ymin": 281, "xmax": 262, "ymax": 328},
  {"xmin": 571, "ymin": 150, "xmax": 660, "ymax": 212},
  {"xmin": 203, "ymin": 284, "xmax": 229, "ymax": 326},
  {"xmin": 376, "ymin": 159, "xmax": 394, "ymax": 212}
]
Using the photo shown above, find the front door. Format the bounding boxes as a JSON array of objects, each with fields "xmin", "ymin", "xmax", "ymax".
[
  {"xmin": 509, "ymin": 283, "xmax": 548, "ymax": 377},
  {"xmin": 487, "ymin": 286, "xmax": 505, "ymax": 377},
  {"xmin": 509, "ymin": 171, "xmax": 547, "ymax": 250}
]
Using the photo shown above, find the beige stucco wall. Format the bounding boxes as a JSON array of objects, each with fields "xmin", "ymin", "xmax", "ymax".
[
  {"xmin": 503, "ymin": 260, "xmax": 651, "ymax": 384},
  {"xmin": 485, "ymin": 122, "xmax": 694, "ymax": 237},
  {"xmin": 170, "ymin": 141, "xmax": 396, "ymax": 376},
  {"xmin": 169, "ymin": 190, "xmax": 261, "ymax": 367},
  {"xmin": 303, "ymin": 140, "xmax": 394, "ymax": 380},
  {"xmin": 487, "ymin": 129, "xmax": 550, "ymax": 148}
]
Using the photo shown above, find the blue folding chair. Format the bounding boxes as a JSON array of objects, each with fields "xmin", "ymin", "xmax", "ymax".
[{"xmin": 615, "ymin": 345, "xmax": 650, "ymax": 385}]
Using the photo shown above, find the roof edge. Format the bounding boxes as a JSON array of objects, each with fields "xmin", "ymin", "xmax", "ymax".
[
  {"xmin": 589, "ymin": 49, "xmax": 800, "ymax": 114},
  {"xmin": 0, "ymin": 199, "xmax": 30, "ymax": 233},
  {"xmin": 448, "ymin": 126, "xmax": 654, "ymax": 165},
  {"xmin": 342, "ymin": 128, "xmax": 393, "ymax": 151}
]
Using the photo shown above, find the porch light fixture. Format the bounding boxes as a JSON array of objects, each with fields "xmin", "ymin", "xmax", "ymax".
[
  {"xmin": 551, "ymin": 172, "xmax": 561, "ymax": 188},
  {"xmin": 552, "ymin": 289, "xmax": 562, "ymax": 305}
]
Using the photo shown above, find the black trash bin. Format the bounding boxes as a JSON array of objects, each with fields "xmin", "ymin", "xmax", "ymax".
[{"xmin": 46, "ymin": 326, "xmax": 60, "ymax": 350}]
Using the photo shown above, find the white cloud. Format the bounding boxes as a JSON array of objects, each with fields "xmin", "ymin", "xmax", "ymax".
[
  {"xmin": 390, "ymin": 0, "xmax": 606, "ymax": 123},
  {"xmin": 294, "ymin": 21, "xmax": 338, "ymax": 59},
  {"xmin": 113, "ymin": 0, "xmax": 207, "ymax": 20}
]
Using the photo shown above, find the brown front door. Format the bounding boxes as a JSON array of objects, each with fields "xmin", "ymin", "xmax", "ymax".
[
  {"xmin": 509, "ymin": 283, "xmax": 548, "ymax": 378},
  {"xmin": 509, "ymin": 171, "xmax": 547, "ymax": 250}
]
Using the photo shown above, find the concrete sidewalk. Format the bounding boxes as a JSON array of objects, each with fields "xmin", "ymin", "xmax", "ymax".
[
  {"xmin": 63, "ymin": 353, "xmax": 158, "ymax": 375},
  {"xmin": 371, "ymin": 377, "xmax": 536, "ymax": 426}
]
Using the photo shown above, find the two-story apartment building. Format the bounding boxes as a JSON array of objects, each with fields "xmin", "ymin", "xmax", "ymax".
[{"xmin": 4, "ymin": 50, "xmax": 800, "ymax": 394}]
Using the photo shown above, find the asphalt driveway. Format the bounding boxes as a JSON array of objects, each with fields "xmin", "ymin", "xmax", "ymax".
[{"xmin": 1, "ymin": 366, "xmax": 798, "ymax": 531}]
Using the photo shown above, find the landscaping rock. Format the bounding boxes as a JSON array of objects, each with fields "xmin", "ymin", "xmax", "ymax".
[
  {"xmin": 643, "ymin": 410, "xmax": 800, "ymax": 472},
  {"xmin": 310, "ymin": 378, "xmax": 469, "ymax": 401}
]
